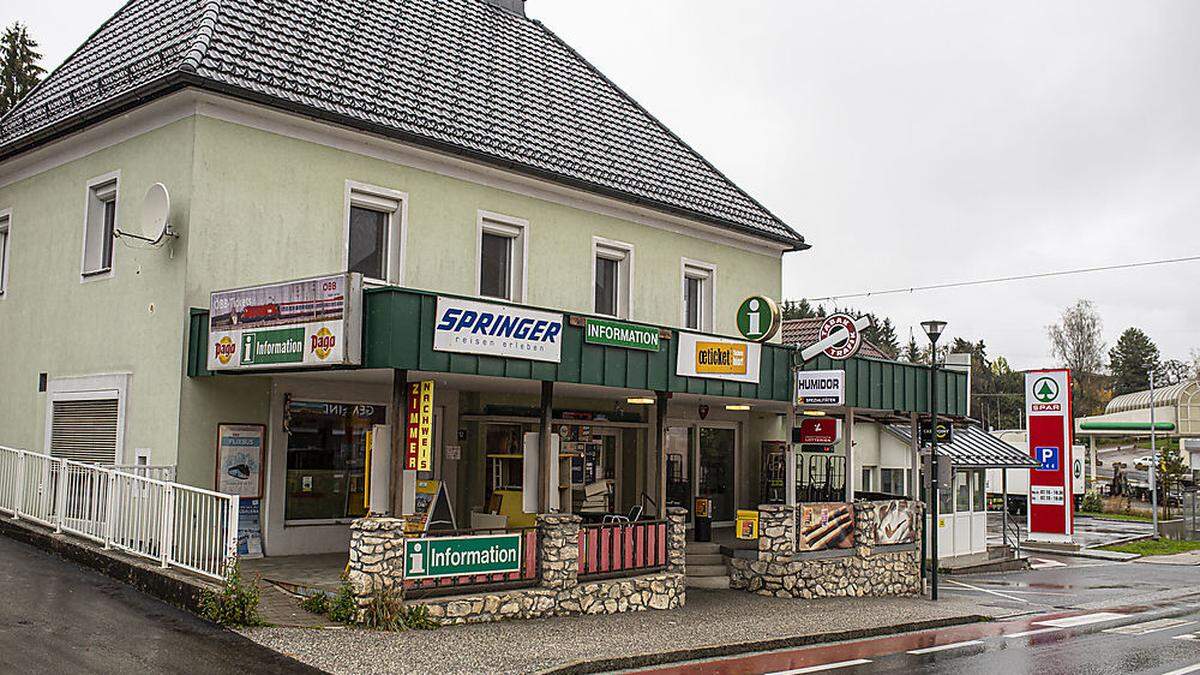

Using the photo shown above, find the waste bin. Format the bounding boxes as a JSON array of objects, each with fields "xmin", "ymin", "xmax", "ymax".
[{"xmin": 694, "ymin": 496, "xmax": 713, "ymax": 542}]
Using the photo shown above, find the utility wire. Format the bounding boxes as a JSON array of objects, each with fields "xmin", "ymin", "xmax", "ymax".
[{"xmin": 806, "ymin": 254, "xmax": 1200, "ymax": 302}]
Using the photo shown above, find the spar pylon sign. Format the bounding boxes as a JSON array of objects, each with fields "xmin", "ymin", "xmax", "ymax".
[{"xmin": 1025, "ymin": 369, "xmax": 1074, "ymax": 543}]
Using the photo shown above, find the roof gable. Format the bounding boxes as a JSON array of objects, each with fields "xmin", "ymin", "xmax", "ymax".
[{"xmin": 0, "ymin": 0, "xmax": 805, "ymax": 248}]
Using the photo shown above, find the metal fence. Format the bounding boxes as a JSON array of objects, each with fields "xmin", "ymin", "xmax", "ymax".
[
  {"xmin": 0, "ymin": 446, "xmax": 237, "ymax": 581},
  {"xmin": 403, "ymin": 527, "xmax": 540, "ymax": 598},
  {"xmin": 1185, "ymin": 489, "xmax": 1199, "ymax": 541},
  {"xmin": 577, "ymin": 520, "xmax": 668, "ymax": 579}
]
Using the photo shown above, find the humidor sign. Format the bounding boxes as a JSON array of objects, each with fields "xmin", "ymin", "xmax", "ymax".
[{"xmin": 798, "ymin": 502, "xmax": 855, "ymax": 551}]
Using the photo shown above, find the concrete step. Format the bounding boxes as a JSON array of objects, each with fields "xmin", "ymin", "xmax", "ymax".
[
  {"xmin": 686, "ymin": 564, "xmax": 728, "ymax": 577},
  {"xmin": 686, "ymin": 542, "xmax": 721, "ymax": 555},
  {"xmin": 686, "ymin": 553, "xmax": 725, "ymax": 566},
  {"xmin": 686, "ymin": 575, "xmax": 731, "ymax": 590}
]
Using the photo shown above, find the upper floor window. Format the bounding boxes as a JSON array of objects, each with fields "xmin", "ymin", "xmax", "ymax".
[
  {"xmin": 477, "ymin": 212, "xmax": 527, "ymax": 302},
  {"xmin": 82, "ymin": 174, "xmax": 118, "ymax": 279},
  {"xmin": 0, "ymin": 211, "xmax": 10, "ymax": 296},
  {"xmin": 681, "ymin": 259, "xmax": 715, "ymax": 331},
  {"xmin": 346, "ymin": 182, "xmax": 405, "ymax": 284},
  {"xmin": 593, "ymin": 238, "xmax": 632, "ymax": 318}
]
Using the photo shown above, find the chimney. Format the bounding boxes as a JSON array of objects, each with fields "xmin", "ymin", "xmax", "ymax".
[{"xmin": 485, "ymin": 0, "xmax": 525, "ymax": 16}]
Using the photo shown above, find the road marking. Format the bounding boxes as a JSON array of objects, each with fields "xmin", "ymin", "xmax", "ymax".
[
  {"xmin": 1005, "ymin": 627, "xmax": 1062, "ymax": 639},
  {"xmin": 1033, "ymin": 612, "xmax": 1127, "ymax": 628},
  {"xmin": 946, "ymin": 579, "xmax": 1030, "ymax": 604},
  {"xmin": 1161, "ymin": 664, "xmax": 1200, "ymax": 675},
  {"xmin": 1031, "ymin": 558, "xmax": 1068, "ymax": 569},
  {"xmin": 1104, "ymin": 619, "xmax": 1196, "ymax": 636},
  {"xmin": 907, "ymin": 640, "xmax": 985, "ymax": 655},
  {"xmin": 765, "ymin": 659, "xmax": 873, "ymax": 674},
  {"xmin": 1174, "ymin": 632, "xmax": 1200, "ymax": 642}
]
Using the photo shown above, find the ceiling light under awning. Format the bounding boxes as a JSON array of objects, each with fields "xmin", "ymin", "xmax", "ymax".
[{"xmin": 626, "ymin": 397, "xmax": 655, "ymax": 405}]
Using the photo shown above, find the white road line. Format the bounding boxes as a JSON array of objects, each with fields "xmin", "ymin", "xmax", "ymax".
[
  {"xmin": 765, "ymin": 659, "xmax": 873, "ymax": 674},
  {"xmin": 945, "ymin": 579, "xmax": 1030, "ymax": 604},
  {"xmin": 1005, "ymin": 627, "xmax": 1062, "ymax": 639},
  {"xmin": 907, "ymin": 640, "xmax": 985, "ymax": 655},
  {"xmin": 1030, "ymin": 558, "xmax": 1068, "ymax": 569},
  {"xmin": 1174, "ymin": 632, "xmax": 1200, "ymax": 642},
  {"xmin": 1103, "ymin": 619, "xmax": 1196, "ymax": 636},
  {"xmin": 1033, "ymin": 612, "xmax": 1127, "ymax": 628},
  {"xmin": 1161, "ymin": 664, "xmax": 1200, "ymax": 675}
]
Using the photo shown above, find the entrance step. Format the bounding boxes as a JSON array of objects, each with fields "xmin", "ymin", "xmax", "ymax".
[
  {"xmin": 686, "ymin": 575, "xmax": 731, "ymax": 590},
  {"xmin": 687, "ymin": 564, "xmax": 728, "ymax": 578},
  {"xmin": 686, "ymin": 553, "xmax": 724, "ymax": 566},
  {"xmin": 686, "ymin": 542, "xmax": 721, "ymax": 555}
]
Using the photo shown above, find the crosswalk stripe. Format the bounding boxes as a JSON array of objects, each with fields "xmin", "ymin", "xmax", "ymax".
[
  {"xmin": 1006, "ymin": 627, "xmax": 1062, "ymax": 639},
  {"xmin": 907, "ymin": 640, "xmax": 985, "ymax": 655},
  {"xmin": 1161, "ymin": 664, "xmax": 1200, "ymax": 675},
  {"xmin": 1030, "ymin": 558, "xmax": 1068, "ymax": 569},
  {"xmin": 1173, "ymin": 632, "xmax": 1200, "ymax": 642},
  {"xmin": 1103, "ymin": 619, "xmax": 1195, "ymax": 636},
  {"xmin": 1033, "ymin": 612, "xmax": 1126, "ymax": 628},
  {"xmin": 765, "ymin": 659, "xmax": 873, "ymax": 674}
]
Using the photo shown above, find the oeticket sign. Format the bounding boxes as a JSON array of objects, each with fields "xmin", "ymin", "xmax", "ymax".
[
  {"xmin": 1025, "ymin": 369, "xmax": 1074, "ymax": 543},
  {"xmin": 404, "ymin": 380, "xmax": 435, "ymax": 472}
]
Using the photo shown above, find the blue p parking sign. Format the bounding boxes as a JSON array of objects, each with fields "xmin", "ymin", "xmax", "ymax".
[{"xmin": 1035, "ymin": 446, "xmax": 1060, "ymax": 472}]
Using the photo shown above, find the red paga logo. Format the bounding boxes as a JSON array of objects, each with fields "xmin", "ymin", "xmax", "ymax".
[
  {"xmin": 214, "ymin": 335, "xmax": 236, "ymax": 365},
  {"xmin": 311, "ymin": 327, "xmax": 336, "ymax": 360}
]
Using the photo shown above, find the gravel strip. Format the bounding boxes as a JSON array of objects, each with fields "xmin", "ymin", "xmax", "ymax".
[{"xmin": 242, "ymin": 590, "xmax": 998, "ymax": 674}]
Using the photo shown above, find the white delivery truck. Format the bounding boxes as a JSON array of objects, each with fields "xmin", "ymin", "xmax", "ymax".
[{"xmin": 985, "ymin": 429, "xmax": 1085, "ymax": 515}]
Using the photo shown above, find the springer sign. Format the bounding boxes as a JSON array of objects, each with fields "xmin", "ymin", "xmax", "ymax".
[
  {"xmin": 676, "ymin": 333, "xmax": 761, "ymax": 384},
  {"xmin": 433, "ymin": 297, "xmax": 564, "ymax": 363},
  {"xmin": 207, "ymin": 273, "xmax": 363, "ymax": 371}
]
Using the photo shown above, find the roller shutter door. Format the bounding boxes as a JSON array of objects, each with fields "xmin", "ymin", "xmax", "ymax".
[{"xmin": 49, "ymin": 398, "xmax": 119, "ymax": 464}]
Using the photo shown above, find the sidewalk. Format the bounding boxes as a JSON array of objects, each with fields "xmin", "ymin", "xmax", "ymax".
[{"xmin": 242, "ymin": 589, "xmax": 1002, "ymax": 674}]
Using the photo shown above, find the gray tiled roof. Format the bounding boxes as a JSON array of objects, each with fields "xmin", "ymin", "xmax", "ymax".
[
  {"xmin": 0, "ymin": 0, "xmax": 805, "ymax": 248},
  {"xmin": 886, "ymin": 424, "xmax": 1040, "ymax": 469}
]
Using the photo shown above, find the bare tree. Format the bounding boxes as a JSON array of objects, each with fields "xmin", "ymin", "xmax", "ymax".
[{"xmin": 1047, "ymin": 299, "xmax": 1106, "ymax": 374}]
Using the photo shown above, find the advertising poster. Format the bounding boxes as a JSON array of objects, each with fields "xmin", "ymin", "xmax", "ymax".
[
  {"xmin": 798, "ymin": 502, "xmax": 855, "ymax": 551},
  {"xmin": 237, "ymin": 498, "xmax": 263, "ymax": 559},
  {"xmin": 215, "ymin": 424, "xmax": 265, "ymax": 499},
  {"xmin": 875, "ymin": 500, "xmax": 918, "ymax": 545},
  {"xmin": 208, "ymin": 273, "xmax": 363, "ymax": 371},
  {"xmin": 675, "ymin": 332, "xmax": 762, "ymax": 384}
]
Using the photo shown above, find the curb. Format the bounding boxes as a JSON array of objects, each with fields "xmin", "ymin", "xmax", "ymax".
[
  {"xmin": 1022, "ymin": 544, "xmax": 1139, "ymax": 562},
  {"xmin": 0, "ymin": 516, "xmax": 218, "ymax": 614},
  {"xmin": 536, "ymin": 614, "xmax": 991, "ymax": 675}
]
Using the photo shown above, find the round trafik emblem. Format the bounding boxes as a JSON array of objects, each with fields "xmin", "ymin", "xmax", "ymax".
[
  {"xmin": 818, "ymin": 313, "xmax": 862, "ymax": 360},
  {"xmin": 736, "ymin": 296, "xmax": 780, "ymax": 342}
]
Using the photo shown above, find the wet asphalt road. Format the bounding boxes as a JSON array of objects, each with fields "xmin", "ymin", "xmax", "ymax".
[
  {"xmin": 987, "ymin": 512, "xmax": 1154, "ymax": 549},
  {"xmin": 0, "ymin": 536, "xmax": 317, "ymax": 674}
]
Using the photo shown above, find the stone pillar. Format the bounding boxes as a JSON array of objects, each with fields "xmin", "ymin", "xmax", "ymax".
[
  {"xmin": 347, "ymin": 517, "xmax": 409, "ymax": 610},
  {"xmin": 757, "ymin": 504, "xmax": 796, "ymax": 559},
  {"xmin": 665, "ymin": 507, "xmax": 688, "ymax": 575},
  {"xmin": 538, "ymin": 513, "xmax": 581, "ymax": 593}
]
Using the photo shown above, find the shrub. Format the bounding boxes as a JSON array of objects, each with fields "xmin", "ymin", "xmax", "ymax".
[
  {"xmin": 327, "ymin": 581, "xmax": 358, "ymax": 624},
  {"xmin": 402, "ymin": 604, "xmax": 438, "ymax": 630},
  {"xmin": 1081, "ymin": 491, "xmax": 1103, "ymax": 513},
  {"xmin": 298, "ymin": 591, "xmax": 329, "ymax": 615},
  {"xmin": 200, "ymin": 561, "xmax": 265, "ymax": 627},
  {"xmin": 361, "ymin": 585, "xmax": 407, "ymax": 631}
]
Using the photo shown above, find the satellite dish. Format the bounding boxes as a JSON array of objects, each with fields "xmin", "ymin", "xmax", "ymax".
[{"xmin": 140, "ymin": 183, "xmax": 171, "ymax": 243}]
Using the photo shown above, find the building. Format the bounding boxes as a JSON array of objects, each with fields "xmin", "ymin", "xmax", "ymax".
[
  {"xmin": 0, "ymin": 0, "xmax": 965, "ymax": 586},
  {"xmin": 1076, "ymin": 379, "xmax": 1200, "ymax": 480}
]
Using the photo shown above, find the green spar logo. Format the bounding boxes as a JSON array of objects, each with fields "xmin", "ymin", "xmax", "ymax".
[{"xmin": 1033, "ymin": 377, "xmax": 1059, "ymax": 403}]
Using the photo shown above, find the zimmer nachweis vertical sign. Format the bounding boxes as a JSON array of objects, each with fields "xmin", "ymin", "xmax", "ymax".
[
  {"xmin": 433, "ymin": 297, "xmax": 563, "ymax": 363},
  {"xmin": 1025, "ymin": 368, "xmax": 1074, "ymax": 544},
  {"xmin": 208, "ymin": 273, "xmax": 363, "ymax": 371},
  {"xmin": 405, "ymin": 380, "xmax": 435, "ymax": 472}
]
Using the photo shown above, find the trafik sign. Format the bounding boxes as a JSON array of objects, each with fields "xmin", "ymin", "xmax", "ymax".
[{"xmin": 1025, "ymin": 369, "xmax": 1073, "ymax": 543}]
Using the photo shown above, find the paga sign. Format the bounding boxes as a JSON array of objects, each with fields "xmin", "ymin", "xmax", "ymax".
[{"xmin": 208, "ymin": 273, "xmax": 363, "ymax": 371}]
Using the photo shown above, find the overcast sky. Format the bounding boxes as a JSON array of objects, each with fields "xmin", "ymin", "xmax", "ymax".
[{"xmin": 13, "ymin": 1, "xmax": 1200, "ymax": 370}]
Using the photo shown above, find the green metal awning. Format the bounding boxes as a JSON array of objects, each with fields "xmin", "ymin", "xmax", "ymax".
[
  {"xmin": 1078, "ymin": 421, "xmax": 1176, "ymax": 432},
  {"xmin": 187, "ymin": 286, "xmax": 967, "ymax": 416}
]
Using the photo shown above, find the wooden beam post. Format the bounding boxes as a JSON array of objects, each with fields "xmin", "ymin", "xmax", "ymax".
[
  {"xmin": 656, "ymin": 391, "xmax": 669, "ymax": 517},
  {"xmin": 390, "ymin": 368, "xmax": 408, "ymax": 516},
  {"xmin": 539, "ymin": 380, "xmax": 554, "ymax": 513}
]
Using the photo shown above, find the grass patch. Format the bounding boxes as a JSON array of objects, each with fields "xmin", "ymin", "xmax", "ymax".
[
  {"xmin": 1078, "ymin": 510, "xmax": 1153, "ymax": 523},
  {"xmin": 1100, "ymin": 539, "xmax": 1200, "ymax": 556}
]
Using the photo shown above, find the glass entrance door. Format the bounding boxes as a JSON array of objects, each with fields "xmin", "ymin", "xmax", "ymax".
[
  {"xmin": 664, "ymin": 426, "xmax": 693, "ymax": 514},
  {"xmin": 699, "ymin": 426, "xmax": 736, "ymax": 523}
]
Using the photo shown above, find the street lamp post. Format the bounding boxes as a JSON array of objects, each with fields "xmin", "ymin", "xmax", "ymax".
[
  {"xmin": 1150, "ymin": 371, "xmax": 1158, "ymax": 534},
  {"xmin": 921, "ymin": 320, "xmax": 947, "ymax": 601}
]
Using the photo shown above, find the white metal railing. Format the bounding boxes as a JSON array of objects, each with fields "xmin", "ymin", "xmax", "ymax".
[
  {"xmin": 0, "ymin": 446, "xmax": 237, "ymax": 581},
  {"xmin": 103, "ymin": 464, "xmax": 178, "ymax": 482}
]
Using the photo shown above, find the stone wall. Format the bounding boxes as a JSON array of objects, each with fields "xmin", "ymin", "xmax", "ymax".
[
  {"xmin": 729, "ymin": 501, "xmax": 923, "ymax": 599},
  {"xmin": 346, "ymin": 507, "xmax": 688, "ymax": 626}
]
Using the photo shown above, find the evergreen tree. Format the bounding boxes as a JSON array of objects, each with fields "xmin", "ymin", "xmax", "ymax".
[
  {"xmin": 1, "ymin": 23, "xmax": 45, "ymax": 115},
  {"xmin": 902, "ymin": 335, "xmax": 922, "ymax": 363},
  {"xmin": 1109, "ymin": 327, "xmax": 1161, "ymax": 395}
]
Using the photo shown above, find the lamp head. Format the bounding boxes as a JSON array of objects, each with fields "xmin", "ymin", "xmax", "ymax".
[{"xmin": 920, "ymin": 320, "xmax": 948, "ymax": 344}]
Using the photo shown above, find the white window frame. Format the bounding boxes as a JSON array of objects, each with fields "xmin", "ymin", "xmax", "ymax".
[
  {"xmin": 343, "ymin": 180, "xmax": 407, "ymax": 286},
  {"xmin": 680, "ymin": 257, "xmax": 717, "ymax": 332},
  {"xmin": 0, "ymin": 208, "xmax": 11, "ymax": 298},
  {"xmin": 80, "ymin": 170, "xmax": 120, "ymax": 282},
  {"xmin": 43, "ymin": 373, "xmax": 131, "ymax": 464},
  {"xmin": 591, "ymin": 236, "xmax": 634, "ymax": 319},
  {"xmin": 475, "ymin": 210, "xmax": 528, "ymax": 303}
]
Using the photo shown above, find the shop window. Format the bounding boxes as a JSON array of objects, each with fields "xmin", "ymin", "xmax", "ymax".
[
  {"xmin": 0, "ymin": 211, "xmax": 9, "ymax": 296},
  {"xmin": 681, "ymin": 259, "xmax": 715, "ymax": 331},
  {"xmin": 346, "ymin": 183, "xmax": 404, "ymax": 284},
  {"xmin": 284, "ymin": 400, "xmax": 386, "ymax": 522},
  {"xmin": 82, "ymin": 174, "xmax": 118, "ymax": 278},
  {"xmin": 593, "ymin": 238, "xmax": 632, "ymax": 318},
  {"xmin": 972, "ymin": 469, "xmax": 985, "ymax": 512},
  {"xmin": 861, "ymin": 467, "xmax": 874, "ymax": 492},
  {"xmin": 477, "ymin": 212, "xmax": 527, "ymax": 302},
  {"xmin": 954, "ymin": 471, "xmax": 970, "ymax": 513},
  {"xmin": 881, "ymin": 468, "xmax": 906, "ymax": 496}
]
